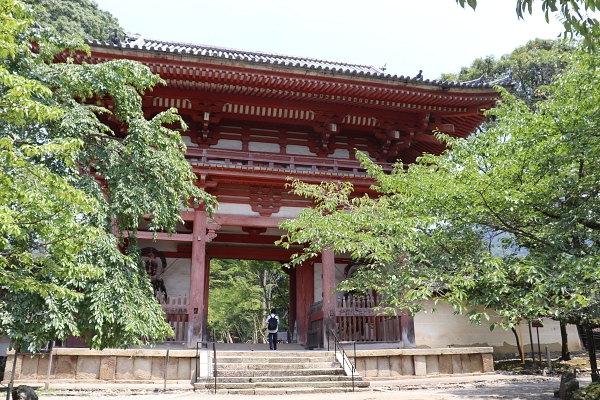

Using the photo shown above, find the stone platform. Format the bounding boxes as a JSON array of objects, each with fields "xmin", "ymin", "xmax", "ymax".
[
  {"xmin": 346, "ymin": 347, "xmax": 494, "ymax": 379},
  {"xmin": 3, "ymin": 346, "xmax": 493, "ymax": 385}
]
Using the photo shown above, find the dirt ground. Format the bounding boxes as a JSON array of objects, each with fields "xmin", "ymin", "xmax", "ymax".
[{"xmin": 10, "ymin": 374, "xmax": 589, "ymax": 400}]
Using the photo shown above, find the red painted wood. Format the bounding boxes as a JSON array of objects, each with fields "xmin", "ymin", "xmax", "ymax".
[
  {"xmin": 188, "ymin": 211, "xmax": 208, "ymax": 344},
  {"xmin": 79, "ymin": 43, "xmax": 501, "ymax": 347},
  {"xmin": 322, "ymin": 249, "xmax": 336, "ymax": 346},
  {"xmin": 203, "ymin": 256, "xmax": 211, "ymax": 341},
  {"xmin": 130, "ymin": 231, "xmax": 193, "ymax": 242},
  {"xmin": 206, "ymin": 247, "xmax": 297, "ymax": 261},
  {"xmin": 308, "ymin": 310, "xmax": 324, "ymax": 323},
  {"xmin": 180, "ymin": 211, "xmax": 287, "ymax": 227},
  {"xmin": 296, "ymin": 259, "xmax": 314, "ymax": 345},
  {"xmin": 211, "ymin": 234, "xmax": 283, "ymax": 245},
  {"xmin": 289, "ymin": 267, "xmax": 297, "ymax": 342}
]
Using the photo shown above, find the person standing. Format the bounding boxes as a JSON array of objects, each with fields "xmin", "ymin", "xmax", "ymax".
[{"xmin": 265, "ymin": 309, "xmax": 279, "ymax": 350}]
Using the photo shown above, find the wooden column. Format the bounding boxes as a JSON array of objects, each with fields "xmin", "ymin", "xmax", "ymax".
[
  {"xmin": 401, "ymin": 312, "xmax": 416, "ymax": 348},
  {"xmin": 188, "ymin": 210, "xmax": 207, "ymax": 346},
  {"xmin": 295, "ymin": 259, "xmax": 314, "ymax": 345},
  {"xmin": 203, "ymin": 256, "xmax": 211, "ymax": 342},
  {"xmin": 288, "ymin": 267, "xmax": 297, "ymax": 343},
  {"xmin": 322, "ymin": 248, "xmax": 336, "ymax": 348}
]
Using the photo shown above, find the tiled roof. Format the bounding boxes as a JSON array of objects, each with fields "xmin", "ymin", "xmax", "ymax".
[{"xmin": 85, "ymin": 34, "xmax": 512, "ymax": 88}]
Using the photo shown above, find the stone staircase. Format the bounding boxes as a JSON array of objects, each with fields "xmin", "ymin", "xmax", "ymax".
[{"xmin": 195, "ymin": 350, "xmax": 370, "ymax": 395}]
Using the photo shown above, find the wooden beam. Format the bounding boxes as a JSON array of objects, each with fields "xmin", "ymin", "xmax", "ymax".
[
  {"xmin": 206, "ymin": 247, "xmax": 297, "ymax": 261},
  {"xmin": 181, "ymin": 212, "xmax": 288, "ymax": 227},
  {"xmin": 130, "ymin": 231, "xmax": 193, "ymax": 242},
  {"xmin": 211, "ymin": 234, "xmax": 283, "ymax": 245}
]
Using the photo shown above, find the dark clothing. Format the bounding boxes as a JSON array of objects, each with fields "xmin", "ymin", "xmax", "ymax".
[
  {"xmin": 265, "ymin": 313, "xmax": 279, "ymax": 350},
  {"xmin": 268, "ymin": 332, "xmax": 277, "ymax": 350}
]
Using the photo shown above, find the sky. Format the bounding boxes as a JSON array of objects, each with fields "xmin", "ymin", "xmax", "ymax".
[{"xmin": 92, "ymin": 0, "xmax": 566, "ymax": 80}]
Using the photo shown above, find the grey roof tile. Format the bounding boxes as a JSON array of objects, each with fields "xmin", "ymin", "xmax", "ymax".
[{"xmin": 86, "ymin": 34, "xmax": 512, "ymax": 88}]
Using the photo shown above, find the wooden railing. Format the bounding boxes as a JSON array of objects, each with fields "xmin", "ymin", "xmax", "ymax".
[
  {"xmin": 186, "ymin": 148, "xmax": 396, "ymax": 175},
  {"xmin": 308, "ymin": 300, "xmax": 323, "ymax": 315},
  {"xmin": 161, "ymin": 302, "xmax": 189, "ymax": 342},
  {"xmin": 307, "ymin": 319, "xmax": 323, "ymax": 349},
  {"xmin": 336, "ymin": 294, "xmax": 402, "ymax": 343},
  {"xmin": 156, "ymin": 292, "xmax": 189, "ymax": 306},
  {"xmin": 307, "ymin": 300, "xmax": 323, "ymax": 349},
  {"xmin": 306, "ymin": 294, "xmax": 410, "ymax": 347}
]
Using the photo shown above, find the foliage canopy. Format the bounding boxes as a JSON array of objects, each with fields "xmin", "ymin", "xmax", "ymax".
[
  {"xmin": 280, "ymin": 47, "xmax": 600, "ymax": 330},
  {"xmin": 208, "ymin": 259, "xmax": 289, "ymax": 344},
  {"xmin": 0, "ymin": 0, "xmax": 216, "ymax": 351},
  {"xmin": 21, "ymin": 0, "xmax": 124, "ymax": 41}
]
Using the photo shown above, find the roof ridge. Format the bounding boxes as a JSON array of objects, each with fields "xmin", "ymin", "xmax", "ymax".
[
  {"xmin": 122, "ymin": 34, "xmax": 382, "ymax": 71},
  {"xmin": 85, "ymin": 35, "xmax": 511, "ymax": 88}
]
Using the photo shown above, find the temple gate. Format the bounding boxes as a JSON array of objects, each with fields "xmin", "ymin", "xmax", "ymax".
[{"xmin": 65, "ymin": 34, "xmax": 508, "ymax": 348}]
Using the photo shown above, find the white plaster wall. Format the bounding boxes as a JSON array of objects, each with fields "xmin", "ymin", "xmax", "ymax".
[
  {"xmin": 0, "ymin": 336, "xmax": 10, "ymax": 356},
  {"xmin": 313, "ymin": 263, "xmax": 346, "ymax": 302},
  {"xmin": 328, "ymin": 148, "xmax": 350, "ymax": 159},
  {"xmin": 271, "ymin": 206, "xmax": 304, "ymax": 218},
  {"xmin": 248, "ymin": 141, "xmax": 280, "ymax": 153},
  {"xmin": 215, "ymin": 203, "xmax": 259, "ymax": 216},
  {"xmin": 286, "ymin": 145, "xmax": 313, "ymax": 156},
  {"xmin": 314, "ymin": 263, "xmax": 322, "ymax": 302},
  {"xmin": 414, "ymin": 300, "xmax": 582, "ymax": 354},
  {"xmin": 211, "ymin": 139, "xmax": 242, "ymax": 150},
  {"xmin": 161, "ymin": 258, "xmax": 191, "ymax": 303},
  {"xmin": 181, "ymin": 135, "xmax": 195, "ymax": 147}
]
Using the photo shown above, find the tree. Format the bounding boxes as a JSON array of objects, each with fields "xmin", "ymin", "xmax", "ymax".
[
  {"xmin": 0, "ymin": 0, "xmax": 216, "ymax": 352},
  {"xmin": 208, "ymin": 259, "xmax": 289, "ymax": 343},
  {"xmin": 22, "ymin": 0, "xmax": 124, "ymax": 41},
  {"xmin": 279, "ymin": 47, "xmax": 600, "ymax": 360},
  {"xmin": 440, "ymin": 39, "xmax": 574, "ymax": 107},
  {"xmin": 440, "ymin": 38, "xmax": 576, "ymax": 359},
  {"xmin": 455, "ymin": 0, "xmax": 600, "ymax": 48}
]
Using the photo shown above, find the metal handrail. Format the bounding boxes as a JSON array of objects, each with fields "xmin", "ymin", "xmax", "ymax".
[
  {"xmin": 212, "ymin": 331, "xmax": 218, "ymax": 393},
  {"xmin": 328, "ymin": 329, "xmax": 356, "ymax": 392},
  {"xmin": 194, "ymin": 341, "xmax": 214, "ymax": 392}
]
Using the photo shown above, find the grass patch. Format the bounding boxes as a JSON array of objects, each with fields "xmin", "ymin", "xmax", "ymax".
[{"xmin": 495, "ymin": 356, "xmax": 591, "ymax": 374}]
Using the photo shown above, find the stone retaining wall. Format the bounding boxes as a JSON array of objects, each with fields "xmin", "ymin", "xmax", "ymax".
[
  {"xmin": 348, "ymin": 347, "xmax": 494, "ymax": 379},
  {"xmin": 4, "ymin": 347, "xmax": 493, "ymax": 384},
  {"xmin": 3, "ymin": 348, "xmax": 205, "ymax": 383}
]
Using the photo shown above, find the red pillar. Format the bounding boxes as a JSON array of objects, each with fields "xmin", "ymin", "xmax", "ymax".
[
  {"xmin": 288, "ymin": 267, "xmax": 297, "ymax": 343},
  {"xmin": 203, "ymin": 256, "xmax": 211, "ymax": 341},
  {"xmin": 322, "ymin": 248, "xmax": 336, "ymax": 347},
  {"xmin": 295, "ymin": 259, "xmax": 314, "ymax": 345},
  {"xmin": 188, "ymin": 210, "xmax": 208, "ymax": 346}
]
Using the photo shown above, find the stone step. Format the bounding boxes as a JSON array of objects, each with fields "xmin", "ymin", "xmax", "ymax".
[
  {"xmin": 209, "ymin": 387, "xmax": 371, "ymax": 395},
  {"xmin": 216, "ymin": 362, "xmax": 338, "ymax": 370},
  {"xmin": 197, "ymin": 349, "xmax": 368, "ymax": 394},
  {"xmin": 213, "ymin": 351, "xmax": 330, "ymax": 357},
  {"xmin": 216, "ymin": 368, "xmax": 345, "ymax": 377},
  {"xmin": 202, "ymin": 379, "xmax": 370, "ymax": 390},
  {"xmin": 210, "ymin": 374, "xmax": 363, "ymax": 384},
  {"xmin": 217, "ymin": 356, "xmax": 334, "ymax": 363}
]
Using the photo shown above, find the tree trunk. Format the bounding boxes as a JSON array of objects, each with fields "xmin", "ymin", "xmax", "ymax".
[
  {"xmin": 512, "ymin": 326, "xmax": 523, "ymax": 360},
  {"xmin": 560, "ymin": 320, "xmax": 571, "ymax": 361}
]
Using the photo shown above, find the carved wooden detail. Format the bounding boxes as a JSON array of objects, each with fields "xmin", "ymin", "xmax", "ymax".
[
  {"xmin": 190, "ymin": 100, "xmax": 224, "ymax": 147},
  {"xmin": 249, "ymin": 185, "xmax": 282, "ymax": 217},
  {"xmin": 313, "ymin": 112, "xmax": 343, "ymax": 155}
]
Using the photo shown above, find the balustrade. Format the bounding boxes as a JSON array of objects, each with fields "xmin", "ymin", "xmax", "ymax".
[
  {"xmin": 336, "ymin": 293, "xmax": 402, "ymax": 343},
  {"xmin": 158, "ymin": 292, "xmax": 189, "ymax": 342},
  {"xmin": 307, "ymin": 294, "xmax": 407, "ymax": 347},
  {"xmin": 186, "ymin": 148, "xmax": 395, "ymax": 175}
]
